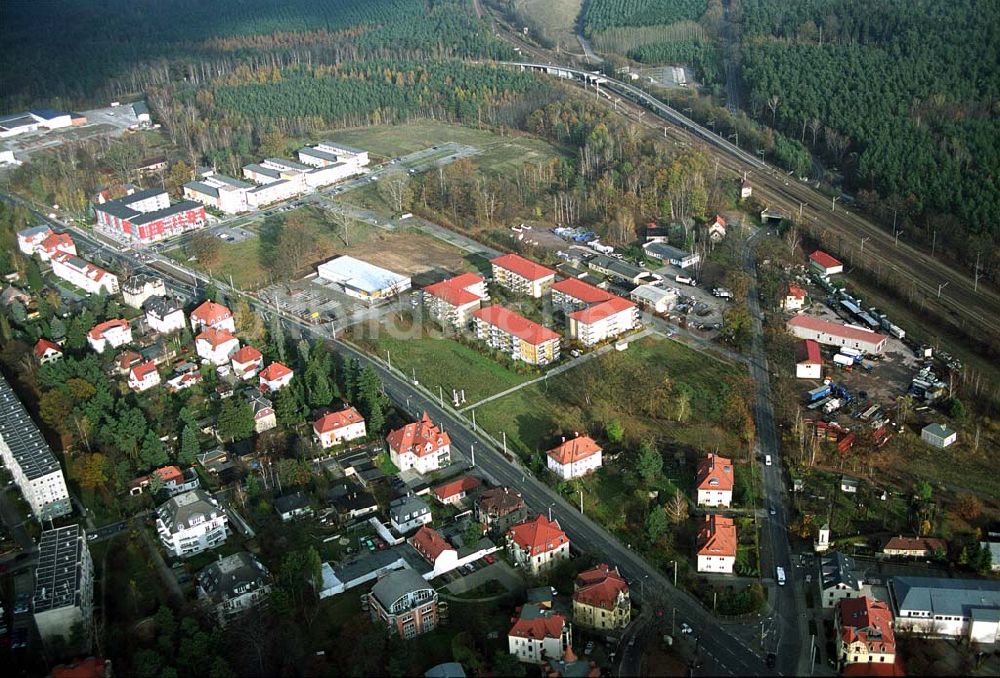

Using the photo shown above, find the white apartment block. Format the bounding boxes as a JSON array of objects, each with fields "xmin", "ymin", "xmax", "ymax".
[
  {"xmin": 17, "ymin": 224, "xmax": 52, "ymax": 255},
  {"xmin": 183, "ymin": 174, "xmax": 254, "ymax": 214},
  {"xmin": 87, "ymin": 319, "xmax": 132, "ymax": 353},
  {"xmin": 567, "ymin": 297, "xmax": 639, "ymax": 347},
  {"xmin": 156, "ymin": 489, "xmax": 229, "ymax": 558},
  {"xmin": 51, "ymin": 253, "xmax": 119, "ymax": 295},
  {"xmin": 33, "ymin": 525, "xmax": 94, "ymax": 651},
  {"xmin": 297, "ymin": 141, "xmax": 370, "ymax": 170},
  {"xmin": 144, "ymin": 296, "xmax": 186, "ymax": 334}
]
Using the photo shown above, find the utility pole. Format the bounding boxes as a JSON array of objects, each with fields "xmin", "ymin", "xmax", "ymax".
[
  {"xmin": 798, "ymin": 202, "xmax": 805, "ymax": 220},
  {"xmin": 470, "ymin": 442, "xmax": 475, "ymax": 467},
  {"xmin": 931, "ymin": 229, "xmax": 937, "ymax": 257},
  {"xmin": 831, "ymin": 196, "xmax": 840, "ymax": 212},
  {"xmin": 386, "ymin": 350, "xmax": 391, "ymax": 369},
  {"xmin": 438, "ymin": 385, "xmax": 443, "ymax": 407},
  {"xmin": 859, "ymin": 236, "xmax": 871, "ymax": 257},
  {"xmin": 673, "ymin": 559, "xmax": 678, "ymax": 587},
  {"xmin": 894, "ymin": 229, "xmax": 903, "ymax": 247},
  {"xmin": 974, "ymin": 251, "xmax": 982, "ymax": 292},
  {"xmin": 579, "ymin": 490, "xmax": 584, "ymax": 514},
  {"xmin": 471, "ymin": 409, "xmax": 477, "ymax": 431},
  {"xmin": 502, "ymin": 431, "xmax": 507, "ymax": 457}
]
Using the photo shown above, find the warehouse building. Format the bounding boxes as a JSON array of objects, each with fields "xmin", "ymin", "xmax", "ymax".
[
  {"xmin": 33, "ymin": 525, "xmax": 94, "ymax": 651},
  {"xmin": 630, "ymin": 284, "xmax": 678, "ymax": 314},
  {"xmin": 317, "ymin": 256, "xmax": 411, "ymax": 304},
  {"xmin": 787, "ymin": 316, "xmax": 887, "ymax": 354},
  {"xmin": 889, "ymin": 576, "xmax": 1000, "ymax": 643},
  {"xmin": 920, "ymin": 423, "xmax": 957, "ymax": 449},
  {"xmin": 94, "ymin": 188, "xmax": 206, "ymax": 243},
  {"xmin": 642, "ymin": 242, "xmax": 700, "ymax": 269}
]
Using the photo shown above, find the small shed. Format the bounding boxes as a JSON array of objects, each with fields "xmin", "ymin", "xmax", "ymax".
[{"xmin": 921, "ymin": 423, "xmax": 957, "ymax": 449}]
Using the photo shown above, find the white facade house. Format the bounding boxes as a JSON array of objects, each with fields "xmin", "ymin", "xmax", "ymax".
[
  {"xmin": 16, "ymin": 224, "xmax": 52, "ymax": 255},
  {"xmin": 127, "ymin": 361, "xmax": 161, "ymax": 392},
  {"xmin": 32, "ymin": 525, "xmax": 94, "ymax": 651},
  {"xmin": 183, "ymin": 174, "xmax": 254, "ymax": 214},
  {"xmin": 389, "ymin": 495, "xmax": 433, "ymax": 534},
  {"xmin": 783, "ymin": 284, "xmax": 807, "ymax": 311},
  {"xmin": 546, "ymin": 436, "xmax": 603, "ymax": 480},
  {"xmin": 630, "ymin": 283, "xmax": 679, "ymax": 314},
  {"xmin": 787, "ymin": 316, "xmax": 888, "ymax": 354},
  {"xmin": 0, "ymin": 374, "xmax": 72, "ymax": 521},
  {"xmin": 156, "ymin": 489, "xmax": 229, "ymax": 558},
  {"xmin": 230, "ymin": 346, "xmax": 264, "ymax": 380},
  {"xmin": 313, "ymin": 407, "xmax": 367, "ymax": 448},
  {"xmin": 409, "ymin": 525, "xmax": 498, "ymax": 579},
  {"xmin": 51, "ymin": 253, "xmax": 119, "ymax": 295},
  {"xmin": 144, "ymin": 296, "xmax": 186, "ymax": 334},
  {"xmin": 921, "ymin": 423, "xmax": 957, "ymax": 449},
  {"xmin": 195, "ymin": 328, "xmax": 240, "ymax": 365},
  {"xmin": 820, "ymin": 552, "xmax": 871, "ymax": 609},
  {"xmin": 696, "ymin": 514, "xmax": 737, "ymax": 574},
  {"xmin": 189, "ymin": 300, "xmax": 235, "ymax": 333},
  {"xmin": 259, "ymin": 362, "xmax": 294, "ymax": 392},
  {"xmin": 122, "ymin": 275, "xmax": 166, "ymax": 309},
  {"xmin": 796, "ymin": 339, "xmax": 823, "ymax": 379},
  {"xmin": 297, "ymin": 141, "xmax": 370, "ymax": 171},
  {"xmin": 387, "ymin": 413, "xmax": 451, "ymax": 475},
  {"xmin": 695, "ymin": 454, "xmax": 734, "ymax": 508},
  {"xmin": 506, "ymin": 515, "xmax": 571, "ymax": 576},
  {"xmin": 87, "ymin": 319, "xmax": 132, "ymax": 353},
  {"xmin": 508, "ymin": 604, "xmax": 572, "ymax": 664}
]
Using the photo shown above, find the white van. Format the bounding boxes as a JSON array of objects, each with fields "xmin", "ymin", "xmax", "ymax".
[
  {"xmin": 776, "ymin": 566, "xmax": 786, "ymax": 586},
  {"xmin": 765, "ymin": 454, "xmax": 773, "ymax": 466}
]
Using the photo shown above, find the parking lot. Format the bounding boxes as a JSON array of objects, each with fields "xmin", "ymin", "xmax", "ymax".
[{"xmin": 209, "ymin": 224, "xmax": 255, "ymax": 243}]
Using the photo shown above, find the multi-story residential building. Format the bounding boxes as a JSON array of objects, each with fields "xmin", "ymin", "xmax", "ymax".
[
  {"xmin": 94, "ymin": 188, "xmax": 206, "ymax": 243},
  {"xmin": 696, "ymin": 514, "xmax": 737, "ymax": 574},
  {"xmin": 35, "ymin": 232, "xmax": 77, "ymax": 262},
  {"xmin": 551, "ymin": 278, "xmax": 612, "ymax": 312},
  {"xmin": 34, "ymin": 338, "xmax": 63, "ymax": 365},
  {"xmin": 230, "ymin": 345, "xmax": 264, "ymax": 380},
  {"xmin": 508, "ymin": 603, "xmax": 572, "ymax": 664},
  {"xmin": 432, "ymin": 475, "xmax": 481, "ymax": 506},
  {"xmin": 16, "ymin": 224, "xmax": 52, "ymax": 255},
  {"xmin": 122, "ymin": 274, "xmax": 166, "ymax": 309},
  {"xmin": 144, "ymin": 296, "xmax": 186, "ymax": 334},
  {"xmin": 156, "ymin": 489, "xmax": 229, "ymax": 558},
  {"xmin": 32, "ymin": 525, "xmax": 94, "ymax": 651},
  {"xmin": 572, "ymin": 563, "xmax": 631, "ymax": 630},
  {"xmin": 183, "ymin": 174, "xmax": 254, "ymax": 214},
  {"xmin": 389, "ymin": 495, "xmax": 432, "ymax": 534},
  {"xmin": 491, "ymin": 253, "xmax": 556, "ymax": 298},
  {"xmin": 297, "ymin": 141, "xmax": 370, "ymax": 172},
  {"xmin": 87, "ymin": 319, "xmax": 132, "ymax": 353},
  {"xmin": 476, "ymin": 487, "xmax": 528, "ymax": 535},
  {"xmin": 127, "ymin": 361, "xmax": 160, "ymax": 392},
  {"xmin": 368, "ymin": 569, "xmax": 439, "ymax": 639},
  {"xmin": 472, "ymin": 305, "xmax": 561, "ymax": 365},
  {"xmin": 836, "ymin": 596, "xmax": 896, "ymax": 667},
  {"xmin": 313, "ymin": 406, "xmax": 367, "ymax": 448},
  {"xmin": 820, "ymin": 552, "xmax": 871, "ymax": 608},
  {"xmin": 387, "ymin": 412, "xmax": 451, "ymax": 474},
  {"xmin": 189, "ymin": 300, "xmax": 235, "ymax": 333},
  {"xmin": 888, "ymin": 576, "xmax": 1000, "ymax": 642},
  {"xmin": 695, "ymin": 453, "xmax": 734, "ymax": 507},
  {"xmin": 507, "ymin": 514, "xmax": 570, "ymax": 575},
  {"xmin": 546, "ymin": 435, "xmax": 602, "ymax": 480},
  {"xmin": 567, "ymin": 296, "xmax": 638, "ymax": 347},
  {"xmin": 51, "ymin": 253, "xmax": 119, "ymax": 295},
  {"xmin": 0, "ymin": 375, "xmax": 72, "ymax": 520},
  {"xmin": 195, "ymin": 328, "xmax": 240, "ymax": 365},
  {"xmin": 422, "ymin": 272, "xmax": 489, "ymax": 328},
  {"xmin": 259, "ymin": 362, "xmax": 294, "ymax": 392},
  {"xmin": 197, "ymin": 552, "xmax": 271, "ymax": 626}
]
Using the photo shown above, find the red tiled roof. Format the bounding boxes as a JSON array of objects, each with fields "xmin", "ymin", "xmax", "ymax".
[
  {"xmin": 190, "ymin": 300, "xmax": 232, "ymax": 325},
  {"xmin": 797, "ymin": 339, "xmax": 822, "ymax": 365},
  {"xmin": 838, "ymin": 596, "xmax": 896, "ymax": 657},
  {"xmin": 153, "ymin": 465, "xmax": 183, "ymax": 484},
  {"xmin": 711, "ymin": 215, "xmax": 727, "ymax": 227},
  {"xmin": 508, "ymin": 514, "xmax": 569, "ymax": 556},
  {"xmin": 508, "ymin": 611, "xmax": 567, "ymax": 640},
  {"xmin": 423, "ymin": 274, "xmax": 483, "ymax": 307},
  {"xmin": 387, "ymin": 412, "xmax": 451, "ymax": 457},
  {"xmin": 231, "ymin": 345, "xmax": 263, "ymax": 365},
  {"xmin": 696, "ymin": 514, "xmax": 737, "ymax": 557},
  {"xmin": 259, "ymin": 361, "xmax": 293, "ymax": 381},
  {"xmin": 551, "ymin": 278, "xmax": 612, "ymax": 305},
  {"xmin": 696, "ymin": 454, "xmax": 734, "ymax": 492},
  {"xmin": 34, "ymin": 338, "xmax": 62, "ymax": 358},
  {"xmin": 116, "ymin": 350, "xmax": 142, "ymax": 370},
  {"xmin": 410, "ymin": 525, "xmax": 453, "ymax": 562},
  {"xmin": 473, "ymin": 305, "xmax": 560, "ymax": 345},
  {"xmin": 491, "ymin": 253, "xmax": 555, "ymax": 281},
  {"xmin": 787, "ymin": 284, "xmax": 807, "ymax": 300},
  {"xmin": 88, "ymin": 318, "xmax": 129, "ymax": 340},
  {"xmin": 196, "ymin": 327, "xmax": 238, "ymax": 348},
  {"xmin": 809, "ymin": 250, "xmax": 842, "ymax": 269},
  {"xmin": 433, "ymin": 475, "xmax": 482, "ymax": 501},
  {"xmin": 882, "ymin": 536, "xmax": 946, "ymax": 553},
  {"xmin": 547, "ymin": 436, "xmax": 602, "ymax": 465},
  {"xmin": 568, "ymin": 296, "xmax": 636, "ymax": 324},
  {"xmin": 313, "ymin": 406, "xmax": 364, "ymax": 434},
  {"xmin": 39, "ymin": 232, "xmax": 74, "ymax": 253},
  {"xmin": 573, "ymin": 564, "xmax": 629, "ymax": 610},
  {"xmin": 51, "ymin": 657, "xmax": 108, "ymax": 678},
  {"xmin": 129, "ymin": 360, "xmax": 158, "ymax": 382},
  {"xmin": 787, "ymin": 316, "xmax": 887, "ymax": 345}
]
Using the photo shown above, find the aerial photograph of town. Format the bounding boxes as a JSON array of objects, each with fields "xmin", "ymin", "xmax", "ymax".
[{"xmin": 0, "ymin": 0, "xmax": 997, "ymax": 676}]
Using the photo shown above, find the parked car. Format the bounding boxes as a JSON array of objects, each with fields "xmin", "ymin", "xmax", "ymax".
[
  {"xmin": 680, "ymin": 623, "xmax": 693, "ymax": 635},
  {"xmin": 483, "ymin": 554, "xmax": 496, "ymax": 565},
  {"xmin": 584, "ymin": 641, "xmax": 594, "ymax": 656},
  {"xmin": 13, "ymin": 593, "xmax": 31, "ymax": 615}
]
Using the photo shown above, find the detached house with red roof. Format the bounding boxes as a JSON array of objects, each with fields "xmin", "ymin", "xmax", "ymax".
[
  {"xmin": 422, "ymin": 272, "xmax": 489, "ymax": 328},
  {"xmin": 230, "ymin": 345, "xmax": 264, "ymax": 380},
  {"xmin": 572, "ymin": 563, "xmax": 631, "ymax": 630},
  {"xmin": 87, "ymin": 319, "xmax": 132, "ymax": 353},
  {"xmin": 128, "ymin": 361, "xmax": 160, "ymax": 392},
  {"xmin": 473, "ymin": 305, "xmax": 561, "ymax": 365},
  {"xmin": 195, "ymin": 328, "xmax": 240, "ymax": 365},
  {"xmin": 34, "ymin": 338, "xmax": 63, "ymax": 365},
  {"xmin": 836, "ymin": 596, "xmax": 896, "ymax": 667},
  {"xmin": 508, "ymin": 602, "xmax": 573, "ymax": 665},
  {"xmin": 696, "ymin": 514, "xmax": 737, "ymax": 574},
  {"xmin": 189, "ymin": 300, "xmax": 235, "ymax": 333},
  {"xmin": 259, "ymin": 362, "xmax": 294, "ymax": 392},
  {"xmin": 695, "ymin": 453, "xmax": 734, "ymax": 507},
  {"xmin": 387, "ymin": 412, "xmax": 451, "ymax": 474},
  {"xmin": 432, "ymin": 475, "xmax": 481, "ymax": 506},
  {"xmin": 796, "ymin": 339, "xmax": 823, "ymax": 379},
  {"xmin": 491, "ymin": 253, "xmax": 556, "ymax": 298},
  {"xmin": 809, "ymin": 250, "xmax": 844, "ymax": 276},
  {"xmin": 313, "ymin": 406, "xmax": 367, "ymax": 448},
  {"xmin": 782, "ymin": 283, "xmax": 807, "ymax": 311},
  {"xmin": 546, "ymin": 435, "xmax": 602, "ymax": 480},
  {"xmin": 507, "ymin": 514, "xmax": 570, "ymax": 575},
  {"xmin": 409, "ymin": 524, "xmax": 499, "ymax": 578},
  {"xmin": 16, "ymin": 224, "xmax": 52, "ymax": 255},
  {"xmin": 567, "ymin": 296, "xmax": 638, "ymax": 347},
  {"xmin": 707, "ymin": 215, "xmax": 727, "ymax": 242}
]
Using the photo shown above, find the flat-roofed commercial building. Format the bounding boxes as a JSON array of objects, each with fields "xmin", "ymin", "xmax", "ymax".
[
  {"xmin": 317, "ymin": 255, "xmax": 411, "ymax": 304},
  {"xmin": 183, "ymin": 174, "xmax": 254, "ymax": 214},
  {"xmin": 33, "ymin": 525, "xmax": 94, "ymax": 651}
]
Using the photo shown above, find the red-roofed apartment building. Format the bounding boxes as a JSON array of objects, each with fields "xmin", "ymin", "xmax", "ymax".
[
  {"xmin": 782, "ymin": 283, "xmax": 807, "ymax": 311},
  {"xmin": 52, "ymin": 253, "xmax": 119, "ymax": 295},
  {"xmin": 387, "ymin": 412, "xmax": 451, "ymax": 474},
  {"xmin": 787, "ymin": 315, "xmax": 888, "ymax": 354},
  {"xmin": 422, "ymin": 272, "xmax": 489, "ymax": 328},
  {"xmin": 567, "ymin": 296, "xmax": 638, "ymax": 347},
  {"xmin": 259, "ymin": 362, "xmax": 294, "ymax": 392},
  {"xmin": 473, "ymin": 305, "xmax": 561, "ymax": 365},
  {"xmin": 491, "ymin": 253, "xmax": 556, "ymax": 298},
  {"xmin": 128, "ymin": 360, "xmax": 160, "ymax": 392},
  {"xmin": 508, "ymin": 603, "xmax": 573, "ymax": 664},
  {"xmin": 87, "ymin": 319, "xmax": 132, "ymax": 353},
  {"xmin": 836, "ymin": 596, "xmax": 896, "ymax": 667},
  {"xmin": 189, "ymin": 300, "xmax": 235, "ymax": 333},
  {"xmin": 36, "ymin": 232, "xmax": 77, "ymax": 261},
  {"xmin": 432, "ymin": 475, "xmax": 481, "ymax": 506},
  {"xmin": 572, "ymin": 563, "xmax": 631, "ymax": 630},
  {"xmin": 230, "ymin": 345, "xmax": 264, "ymax": 379},
  {"xmin": 809, "ymin": 250, "xmax": 844, "ymax": 276},
  {"xmin": 313, "ymin": 406, "xmax": 367, "ymax": 448},
  {"xmin": 551, "ymin": 278, "xmax": 611, "ymax": 312},
  {"xmin": 695, "ymin": 454, "xmax": 734, "ymax": 507},
  {"xmin": 796, "ymin": 339, "xmax": 823, "ymax": 379},
  {"xmin": 696, "ymin": 514, "xmax": 737, "ymax": 574},
  {"xmin": 507, "ymin": 514, "xmax": 570, "ymax": 575},
  {"xmin": 195, "ymin": 328, "xmax": 240, "ymax": 365},
  {"xmin": 546, "ymin": 435, "xmax": 602, "ymax": 480},
  {"xmin": 34, "ymin": 338, "xmax": 63, "ymax": 365}
]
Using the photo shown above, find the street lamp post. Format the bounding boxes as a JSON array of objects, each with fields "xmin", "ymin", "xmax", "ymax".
[
  {"xmin": 831, "ymin": 196, "xmax": 840, "ymax": 212},
  {"xmin": 894, "ymin": 229, "xmax": 903, "ymax": 247},
  {"xmin": 859, "ymin": 236, "xmax": 871, "ymax": 257},
  {"xmin": 937, "ymin": 281, "xmax": 949, "ymax": 299}
]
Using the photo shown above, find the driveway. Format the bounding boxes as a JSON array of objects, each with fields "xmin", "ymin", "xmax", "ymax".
[{"xmin": 444, "ymin": 560, "xmax": 523, "ymax": 596}]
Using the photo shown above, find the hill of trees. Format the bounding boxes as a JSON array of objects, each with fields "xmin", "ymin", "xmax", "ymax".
[{"xmin": 583, "ymin": 0, "xmax": 708, "ymax": 33}]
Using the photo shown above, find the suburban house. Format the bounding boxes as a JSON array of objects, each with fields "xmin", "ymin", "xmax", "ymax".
[
  {"xmin": 274, "ymin": 491, "xmax": 313, "ymax": 522},
  {"xmin": 841, "ymin": 476, "xmax": 860, "ymax": 493},
  {"xmin": 889, "ymin": 576, "xmax": 1000, "ymax": 642},
  {"xmin": 572, "ymin": 563, "xmax": 631, "ymax": 630},
  {"xmin": 115, "ymin": 350, "xmax": 142, "ymax": 374},
  {"xmin": 368, "ymin": 569, "xmax": 439, "ymax": 639},
  {"xmin": 696, "ymin": 514, "xmax": 737, "ymax": 574},
  {"xmin": 550, "ymin": 278, "xmax": 611, "ymax": 312},
  {"xmin": 230, "ymin": 345, "xmax": 264, "ymax": 380},
  {"xmin": 129, "ymin": 465, "xmax": 199, "ymax": 497},
  {"xmin": 196, "ymin": 551, "xmax": 272, "ymax": 626},
  {"xmin": 472, "ymin": 305, "xmax": 561, "ymax": 366},
  {"xmin": 810, "ymin": 250, "xmax": 844, "ymax": 276},
  {"xmin": 783, "ymin": 284, "xmax": 807, "ymax": 311},
  {"xmin": 259, "ymin": 362, "xmax": 294, "ymax": 392},
  {"xmin": 546, "ymin": 435, "xmax": 603, "ymax": 480},
  {"xmin": 507, "ymin": 514, "xmax": 570, "ymax": 575},
  {"xmin": 796, "ymin": 339, "xmax": 823, "ymax": 379},
  {"xmin": 787, "ymin": 316, "xmax": 888, "ymax": 354},
  {"xmin": 313, "ymin": 407, "xmax": 367, "ymax": 448},
  {"xmin": 329, "ymin": 486, "xmax": 379, "ymax": 522},
  {"xmin": 122, "ymin": 275, "xmax": 166, "ymax": 309},
  {"xmin": 432, "ymin": 475, "xmax": 481, "ymax": 506},
  {"xmin": 87, "ymin": 319, "xmax": 132, "ymax": 353},
  {"xmin": 837, "ymin": 596, "xmax": 896, "ymax": 667},
  {"xmin": 34, "ymin": 338, "xmax": 63, "ymax": 365},
  {"xmin": 695, "ymin": 454, "xmax": 734, "ymax": 507},
  {"xmin": 476, "ymin": 487, "xmax": 528, "ymax": 535},
  {"xmin": 820, "ymin": 552, "xmax": 870, "ymax": 608},
  {"xmin": 195, "ymin": 328, "xmax": 240, "ymax": 365},
  {"xmin": 409, "ymin": 524, "xmax": 499, "ymax": 579},
  {"xmin": 144, "ymin": 296, "xmax": 186, "ymax": 334},
  {"xmin": 389, "ymin": 495, "xmax": 432, "ymax": 534},
  {"xmin": 508, "ymin": 603, "xmax": 572, "ymax": 664},
  {"xmin": 920, "ymin": 423, "xmax": 957, "ymax": 449},
  {"xmin": 642, "ymin": 242, "xmax": 700, "ymax": 268},
  {"xmin": 189, "ymin": 300, "xmax": 235, "ymax": 333},
  {"xmin": 706, "ymin": 215, "xmax": 727, "ymax": 241},
  {"xmin": 245, "ymin": 391, "xmax": 276, "ymax": 434},
  {"xmin": 127, "ymin": 361, "xmax": 160, "ymax": 392},
  {"xmin": 567, "ymin": 296, "xmax": 639, "ymax": 347},
  {"xmin": 156, "ymin": 489, "xmax": 229, "ymax": 558},
  {"xmin": 881, "ymin": 536, "xmax": 947, "ymax": 559},
  {"xmin": 491, "ymin": 253, "xmax": 556, "ymax": 298},
  {"xmin": 422, "ymin": 272, "xmax": 489, "ymax": 328},
  {"xmin": 167, "ymin": 371, "xmax": 202, "ymax": 393},
  {"xmin": 51, "ymin": 253, "xmax": 119, "ymax": 294},
  {"xmin": 387, "ymin": 412, "xmax": 452, "ymax": 474}
]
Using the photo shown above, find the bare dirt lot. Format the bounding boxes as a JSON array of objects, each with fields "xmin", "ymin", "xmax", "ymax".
[{"xmin": 342, "ymin": 228, "xmax": 479, "ymax": 284}]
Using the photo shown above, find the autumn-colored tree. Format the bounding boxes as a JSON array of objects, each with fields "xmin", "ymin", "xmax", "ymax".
[
  {"xmin": 73, "ymin": 453, "xmax": 109, "ymax": 491},
  {"xmin": 664, "ymin": 489, "xmax": 689, "ymax": 524},
  {"xmin": 953, "ymin": 494, "xmax": 982, "ymax": 521},
  {"xmin": 188, "ymin": 231, "xmax": 221, "ymax": 267},
  {"xmin": 165, "ymin": 161, "xmax": 194, "ymax": 196},
  {"xmin": 39, "ymin": 389, "xmax": 75, "ymax": 437},
  {"xmin": 234, "ymin": 298, "xmax": 265, "ymax": 344}
]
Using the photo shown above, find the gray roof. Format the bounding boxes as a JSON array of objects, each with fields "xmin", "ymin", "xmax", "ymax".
[
  {"xmin": 143, "ymin": 295, "xmax": 182, "ymax": 317},
  {"xmin": 184, "ymin": 181, "xmax": 219, "ymax": 199},
  {"xmin": 890, "ymin": 576, "xmax": 1000, "ymax": 617},
  {"xmin": 643, "ymin": 242, "xmax": 693, "ymax": 261},
  {"xmin": 274, "ymin": 491, "xmax": 310, "ymax": 515},
  {"xmin": 0, "ymin": 113, "xmax": 39, "ymax": 129},
  {"xmin": 122, "ymin": 274, "xmax": 162, "ymax": 294},
  {"xmin": 389, "ymin": 495, "xmax": 430, "ymax": 523},
  {"xmin": 197, "ymin": 551, "xmax": 270, "ymax": 605},
  {"xmin": 244, "ymin": 163, "xmax": 282, "ymax": 179},
  {"xmin": 820, "ymin": 551, "xmax": 863, "ymax": 592},
  {"xmin": 333, "ymin": 543, "xmax": 431, "ymax": 584},
  {"xmin": 320, "ymin": 141, "xmax": 366, "ymax": 155},
  {"xmin": 157, "ymin": 489, "xmax": 222, "ymax": 532},
  {"xmin": 122, "ymin": 187, "xmax": 168, "ymax": 205},
  {"xmin": 96, "ymin": 201, "xmax": 139, "ymax": 220},
  {"xmin": 370, "ymin": 568, "xmax": 433, "ymax": 610},
  {"xmin": 587, "ymin": 254, "xmax": 645, "ymax": 281},
  {"xmin": 299, "ymin": 147, "xmax": 341, "ymax": 162},
  {"xmin": 922, "ymin": 423, "xmax": 956, "ymax": 438},
  {"xmin": 424, "ymin": 663, "xmax": 467, "ymax": 678},
  {"xmin": 0, "ymin": 373, "xmax": 66, "ymax": 481},
  {"xmin": 131, "ymin": 200, "xmax": 202, "ymax": 225},
  {"xmin": 244, "ymin": 390, "xmax": 272, "ymax": 417},
  {"xmin": 211, "ymin": 174, "xmax": 254, "ymax": 189},
  {"xmin": 265, "ymin": 157, "xmax": 310, "ymax": 171},
  {"xmin": 132, "ymin": 101, "xmax": 149, "ymax": 116},
  {"xmin": 0, "ymin": 286, "xmax": 31, "ymax": 306},
  {"xmin": 32, "ymin": 524, "xmax": 87, "ymax": 613},
  {"xmin": 17, "ymin": 224, "xmax": 51, "ymax": 239},
  {"xmin": 249, "ymin": 179, "xmax": 288, "ymax": 194}
]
